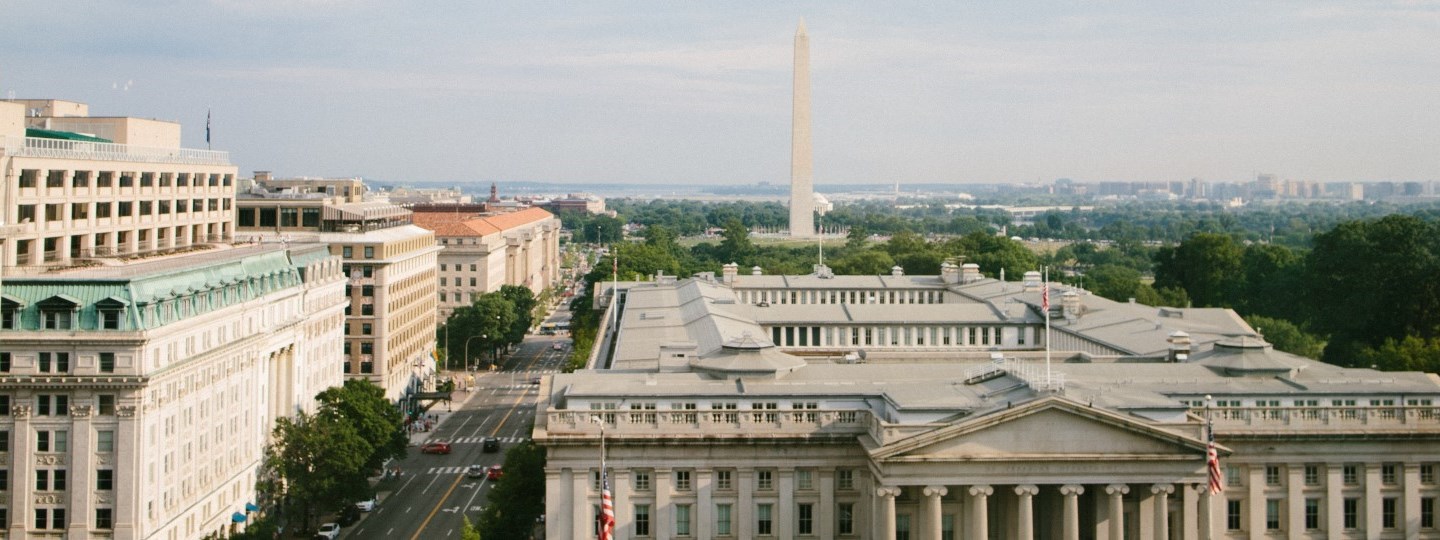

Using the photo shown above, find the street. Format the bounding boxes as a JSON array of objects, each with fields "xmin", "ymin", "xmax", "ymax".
[{"xmin": 344, "ymin": 305, "xmax": 572, "ymax": 539}]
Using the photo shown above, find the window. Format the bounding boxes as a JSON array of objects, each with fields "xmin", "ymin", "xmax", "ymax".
[
  {"xmin": 1384, "ymin": 497, "xmax": 1397, "ymax": 529},
  {"xmin": 716, "ymin": 469, "xmax": 733, "ymax": 491},
  {"xmin": 715, "ymin": 503, "xmax": 732, "ymax": 536},
  {"xmin": 37, "ymin": 431, "xmax": 49, "ymax": 452},
  {"xmin": 1344, "ymin": 498, "xmax": 1359, "ymax": 529},
  {"xmin": 837, "ymin": 469, "xmax": 855, "ymax": 490},
  {"xmin": 362, "ymin": 285, "xmax": 374, "ymax": 297},
  {"xmin": 342, "ymin": 246, "xmax": 353, "ymax": 258},
  {"xmin": 35, "ymin": 508, "xmax": 65, "ymax": 529},
  {"xmin": 118, "ymin": 201, "xmax": 132, "ymax": 217},
  {"xmin": 1227, "ymin": 499, "xmax": 1242, "ymax": 531},
  {"xmin": 96, "ymin": 202, "xmax": 111, "ymax": 218},
  {"xmin": 364, "ymin": 246, "xmax": 374, "ymax": 258},
  {"xmin": 99, "ymin": 353, "xmax": 115, "ymax": 372},
  {"xmin": 1266, "ymin": 499, "xmax": 1281, "ymax": 530},
  {"xmin": 634, "ymin": 470, "xmax": 651, "ymax": 491},
  {"xmin": 796, "ymin": 469, "xmax": 813, "ymax": 490},
  {"xmin": 43, "ymin": 310, "xmax": 73, "ymax": 330},
  {"xmin": 362, "ymin": 323, "xmax": 372, "ymax": 335},
  {"xmin": 675, "ymin": 504, "xmax": 692, "ymax": 536},
  {"xmin": 1423, "ymin": 497, "xmax": 1435, "ymax": 528},
  {"xmin": 1424, "ymin": 464, "xmax": 1436, "ymax": 484},
  {"xmin": 84, "ymin": 429, "xmax": 108, "ymax": 455},
  {"xmin": 797, "ymin": 503, "xmax": 814, "ymax": 535},
  {"xmin": 19, "ymin": 169, "xmax": 38, "ymax": 188},
  {"xmin": 98, "ymin": 395, "xmax": 115, "ymax": 415},
  {"xmin": 1383, "ymin": 464, "xmax": 1398, "ymax": 485},
  {"xmin": 1265, "ymin": 465, "xmax": 1281, "ymax": 486},
  {"xmin": 757, "ymin": 469, "xmax": 773, "ymax": 491},
  {"xmin": 38, "ymin": 352, "xmax": 70, "ymax": 373},
  {"xmin": 837, "ymin": 502, "xmax": 855, "ymax": 535},
  {"xmin": 100, "ymin": 308, "xmax": 121, "ymax": 329},
  {"xmin": 1304, "ymin": 464, "xmax": 1320, "ymax": 486},
  {"xmin": 756, "ymin": 503, "xmax": 773, "ymax": 535},
  {"xmin": 1305, "ymin": 498, "xmax": 1320, "ymax": 530},
  {"xmin": 675, "ymin": 470, "xmax": 692, "ymax": 491},
  {"xmin": 37, "ymin": 395, "xmax": 68, "ymax": 416},
  {"xmin": 1343, "ymin": 465, "xmax": 1359, "ymax": 485},
  {"xmin": 96, "ymin": 508, "xmax": 113, "ymax": 529},
  {"xmin": 0, "ymin": 469, "xmax": 7, "ymax": 490},
  {"xmin": 0, "ymin": 353, "xmax": 9, "ymax": 371},
  {"xmin": 34, "ymin": 470, "xmax": 46, "ymax": 491},
  {"xmin": 634, "ymin": 504, "xmax": 650, "ymax": 536},
  {"xmin": 1225, "ymin": 465, "xmax": 1243, "ymax": 487},
  {"xmin": 71, "ymin": 202, "xmax": 89, "ymax": 220},
  {"xmin": 896, "ymin": 514, "xmax": 912, "ymax": 540}
]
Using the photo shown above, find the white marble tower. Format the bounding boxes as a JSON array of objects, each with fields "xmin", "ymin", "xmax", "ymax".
[{"xmin": 789, "ymin": 19, "xmax": 816, "ymax": 238}]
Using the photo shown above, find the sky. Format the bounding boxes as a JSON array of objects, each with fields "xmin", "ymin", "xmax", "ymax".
[{"xmin": 3, "ymin": 1, "xmax": 1439, "ymax": 186}]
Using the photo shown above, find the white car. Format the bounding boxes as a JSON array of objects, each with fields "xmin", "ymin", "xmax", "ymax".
[
  {"xmin": 315, "ymin": 522, "xmax": 340, "ymax": 539},
  {"xmin": 355, "ymin": 497, "xmax": 377, "ymax": 512}
]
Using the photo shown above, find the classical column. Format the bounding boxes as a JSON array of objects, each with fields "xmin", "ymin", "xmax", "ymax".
[
  {"xmin": 969, "ymin": 485, "xmax": 993, "ymax": 540},
  {"xmin": 1014, "ymin": 485, "xmax": 1039, "ymax": 540},
  {"xmin": 1060, "ymin": 484, "xmax": 1085, "ymax": 540},
  {"xmin": 1150, "ymin": 484, "xmax": 1173, "ymax": 540},
  {"xmin": 1105, "ymin": 484, "xmax": 1129, "ymax": 540},
  {"xmin": 923, "ymin": 486, "xmax": 948, "ymax": 540},
  {"xmin": 875, "ymin": 486, "xmax": 901, "ymax": 540},
  {"xmin": 1197, "ymin": 486, "xmax": 1214, "ymax": 540}
]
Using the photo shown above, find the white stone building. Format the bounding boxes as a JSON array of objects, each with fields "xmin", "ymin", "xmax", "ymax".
[
  {"xmin": 536, "ymin": 264, "xmax": 1440, "ymax": 539},
  {"xmin": 412, "ymin": 207, "xmax": 561, "ymax": 322},
  {"xmin": 0, "ymin": 244, "xmax": 347, "ymax": 539}
]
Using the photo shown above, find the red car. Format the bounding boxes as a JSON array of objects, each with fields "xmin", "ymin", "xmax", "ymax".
[
  {"xmin": 420, "ymin": 442, "xmax": 452, "ymax": 455},
  {"xmin": 486, "ymin": 464, "xmax": 503, "ymax": 480}
]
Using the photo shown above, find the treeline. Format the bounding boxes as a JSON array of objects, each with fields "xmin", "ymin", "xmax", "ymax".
[{"xmin": 563, "ymin": 198, "xmax": 1440, "ymax": 248}]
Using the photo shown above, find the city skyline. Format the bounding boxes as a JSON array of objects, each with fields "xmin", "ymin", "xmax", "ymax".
[{"xmin": 3, "ymin": 1, "xmax": 1439, "ymax": 185}]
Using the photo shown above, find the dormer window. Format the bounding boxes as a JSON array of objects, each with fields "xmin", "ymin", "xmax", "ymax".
[
  {"xmin": 36, "ymin": 295, "xmax": 80, "ymax": 330},
  {"xmin": 96, "ymin": 297, "xmax": 127, "ymax": 330},
  {"xmin": 0, "ymin": 295, "xmax": 23, "ymax": 329}
]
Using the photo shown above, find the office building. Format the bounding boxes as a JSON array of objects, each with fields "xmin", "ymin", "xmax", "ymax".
[
  {"xmin": 537, "ymin": 264, "xmax": 1440, "ymax": 539},
  {"xmin": 235, "ymin": 176, "xmax": 439, "ymax": 401},
  {"xmin": 412, "ymin": 206, "xmax": 561, "ymax": 322}
]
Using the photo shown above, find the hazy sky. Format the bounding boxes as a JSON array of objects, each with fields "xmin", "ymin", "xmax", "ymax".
[{"xmin": 3, "ymin": 1, "xmax": 1438, "ymax": 185}]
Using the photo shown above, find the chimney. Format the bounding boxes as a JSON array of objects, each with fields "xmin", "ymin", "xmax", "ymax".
[
  {"xmin": 752, "ymin": 266, "xmax": 763, "ymax": 276},
  {"xmin": 1022, "ymin": 271, "xmax": 1042, "ymax": 292},
  {"xmin": 1062, "ymin": 291, "xmax": 1082, "ymax": 322},
  {"xmin": 891, "ymin": 265, "xmax": 904, "ymax": 277},
  {"xmin": 722, "ymin": 262, "xmax": 738, "ymax": 284},
  {"xmin": 960, "ymin": 263, "xmax": 982, "ymax": 284},
  {"xmin": 940, "ymin": 262, "xmax": 959, "ymax": 284},
  {"xmin": 1167, "ymin": 330, "xmax": 1192, "ymax": 362}
]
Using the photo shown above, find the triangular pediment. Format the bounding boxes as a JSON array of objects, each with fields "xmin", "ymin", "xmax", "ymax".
[{"xmin": 875, "ymin": 397, "xmax": 1214, "ymax": 462}]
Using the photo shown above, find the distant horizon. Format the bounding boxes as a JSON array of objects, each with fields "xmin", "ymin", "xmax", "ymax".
[{"xmin": 5, "ymin": 2, "xmax": 1438, "ymax": 184}]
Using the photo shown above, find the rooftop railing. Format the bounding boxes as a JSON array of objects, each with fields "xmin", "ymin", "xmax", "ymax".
[
  {"xmin": 1, "ymin": 136, "xmax": 231, "ymax": 166},
  {"xmin": 544, "ymin": 409, "xmax": 871, "ymax": 438},
  {"xmin": 1206, "ymin": 405, "xmax": 1440, "ymax": 431}
]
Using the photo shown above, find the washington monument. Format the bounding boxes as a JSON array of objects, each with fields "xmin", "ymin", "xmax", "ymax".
[{"xmin": 788, "ymin": 19, "xmax": 815, "ymax": 238}]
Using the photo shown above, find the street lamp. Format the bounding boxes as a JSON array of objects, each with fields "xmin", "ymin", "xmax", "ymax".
[{"xmin": 463, "ymin": 334, "xmax": 487, "ymax": 373}]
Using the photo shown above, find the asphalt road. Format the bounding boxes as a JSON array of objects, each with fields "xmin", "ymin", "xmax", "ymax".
[{"xmin": 345, "ymin": 307, "xmax": 572, "ymax": 539}]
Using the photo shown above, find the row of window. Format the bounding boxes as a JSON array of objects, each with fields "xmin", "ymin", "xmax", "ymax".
[
  {"xmin": 439, "ymin": 263, "xmax": 480, "ymax": 272},
  {"xmin": 1228, "ymin": 496, "xmax": 1437, "ymax": 531},
  {"xmin": 0, "ymin": 429, "xmax": 117, "ymax": 453},
  {"xmin": 1225, "ymin": 463, "xmax": 1438, "ymax": 488},
  {"xmin": 0, "ymin": 352, "xmax": 117, "ymax": 373},
  {"xmin": 17, "ymin": 169, "xmax": 233, "ymax": 189},
  {"xmin": 13, "ymin": 199, "xmax": 230, "ymax": 223},
  {"xmin": 439, "ymin": 277, "xmax": 480, "ymax": 287},
  {"xmin": 611, "ymin": 501, "xmax": 859, "ymax": 537},
  {"xmin": 236, "ymin": 207, "xmax": 322, "ymax": 229},
  {"xmin": 0, "ymin": 393, "xmax": 120, "ymax": 419},
  {"xmin": 741, "ymin": 289, "xmax": 946, "ymax": 305},
  {"xmin": 0, "ymin": 508, "xmax": 115, "ymax": 531},
  {"xmin": 767, "ymin": 325, "xmax": 1018, "ymax": 348},
  {"xmin": 1183, "ymin": 398, "xmax": 1435, "ymax": 408},
  {"xmin": 596, "ymin": 468, "xmax": 858, "ymax": 493},
  {"xmin": 340, "ymin": 245, "xmax": 376, "ymax": 259}
]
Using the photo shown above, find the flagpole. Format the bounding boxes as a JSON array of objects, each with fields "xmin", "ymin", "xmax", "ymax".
[
  {"xmin": 611, "ymin": 243, "xmax": 619, "ymax": 329},
  {"xmin": 1044, "ymin": 266, "xmax": 1051, "ymax": 384}
]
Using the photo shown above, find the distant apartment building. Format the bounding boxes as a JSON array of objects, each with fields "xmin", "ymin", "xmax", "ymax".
[
  {"xmin": 1, "ymin": 243, "xmax": 347, "ymax": 539},
  {"xmin": 235, "ymin": 176, "xmax": 440, "ymax": 401},
  {"xmin": 0, "ymin": 100, "xmax": 237, "ymax": 269},
  {"xmin": 412, "ymin": 207, "xmax": 561, "ymax": 322}
]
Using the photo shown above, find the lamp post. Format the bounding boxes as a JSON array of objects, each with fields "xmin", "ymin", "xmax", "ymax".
[{"xmin": 464, "ymin": 334, "xmax": 486, "ymax": 373}]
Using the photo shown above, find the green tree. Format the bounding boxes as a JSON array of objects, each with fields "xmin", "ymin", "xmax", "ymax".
[
  {"xmin": 1083, "ymin": 264, "xmax": 1145, "ymax": 302},
  {"xmin": 1244, "ymin": 315, "xmax": 1325, "ymax": 359},
  {"xmin": 830, "ymin": 250, "xmax": 896, "ymax": 275},
  {"xmin": 444, "ymin": 294, "xmax": 518, "ymax": 370},
  {"xmin": 499, "ymin": 285, "xmax": 538, "ymax": 345},
  {"xmin": 845, "ymin": 226, "xmax": 869, "ymax": 249},
  {"xmin": 315, "ymin": 379, "xmax": 407, "ymax": 473},
  {"xmin": 1237, "ymin": 244, "xmax": 1305, "ymax": 320},
  {"xmin": 1356, "ymin": 336, "xmax": 1440, "ymax": 373},
  {"xmin": 477, "ymin": 441, "xmax": 547, "ymax": 539},
  {"xmin": 718, "ymin": 219, "xmax": 756, "ymax": 263},
  {"xmin": 461, "ymin": 515, "xmax": 482, "ymax": 540},
  {"xmin": 581, "ymin": 215, "xmax": 624, "ymax": 244},
  {"xmin": 943, "ymin": 233, "xmax": 1040, "ymax": 280},
  {"xmin": 270, "ymin": 411, "xmax": 371, "ymax": 530},
  {"xmin": 1153, "ymin": 233, "xmax": 1243, "ymax": 307}
]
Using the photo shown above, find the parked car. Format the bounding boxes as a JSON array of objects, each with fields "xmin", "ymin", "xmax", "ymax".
[
  {"xmin": 315, "ymin": 522, "xmax": 340, "ymax": 539},
  {"xmin": 420, "ymin": 442, "xmax": 452, "ymax": 455},
  {"xmin": 552, "ymin": 342, "xmax": 565, "ymax": 351},
  {"xmin": 466, "ymin": 464, "xmax": 486, "ymax": 478},
  {"xmin": 336, "ymin": 506, "xmax": 361, "ymax": 526},
  {"xmin": 486, "ymin": 464, "xmax": 503, "ymax": 480},
  {"xmin": 355, "ymin": 497, "xmax": 377, "ymax": 512},
  {"xmin": 482, "ymin": 437, "xmax": 500, "ymax": 453}
]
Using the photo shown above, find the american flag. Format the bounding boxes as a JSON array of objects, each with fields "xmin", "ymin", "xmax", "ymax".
[
  {"xmin": 1041, "ymin": 282, "xmax": 1050, "ymax": 312},
  {"xmin": 1206, "ymin": 426, "xmax": 1224, "ymax": 494},
  {"xmin": 599, "ymin": 472, "xmax": 615, "ymax": 540}
]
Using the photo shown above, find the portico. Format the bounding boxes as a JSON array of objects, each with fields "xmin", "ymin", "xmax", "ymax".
[{"xmin": 867, "ymin": 398, "xmax": 1219, "ymax": 540}]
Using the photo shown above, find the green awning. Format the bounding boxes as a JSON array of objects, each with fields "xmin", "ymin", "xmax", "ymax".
[{"xmin": 25, "ymin": 128, "xmax": 112, "ymax": 143}]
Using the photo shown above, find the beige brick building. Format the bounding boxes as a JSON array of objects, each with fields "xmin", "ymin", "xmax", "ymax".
[{"xmin": 1, "ymin": 100, "xmax": 236, "ymax": 269}]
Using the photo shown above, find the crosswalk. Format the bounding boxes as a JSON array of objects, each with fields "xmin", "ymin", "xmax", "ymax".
[
  {"xmin": 428, "ymin": 466, "xmax": 486, "ymax": 475},
  {"xmin": 447, "ymin": 435, "xmax": 526, "ymax": 445}
]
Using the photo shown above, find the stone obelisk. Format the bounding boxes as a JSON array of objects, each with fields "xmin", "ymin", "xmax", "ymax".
[{"xmin": 788, "ymin": 19, "xmax": 816, "ymax": 238}]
